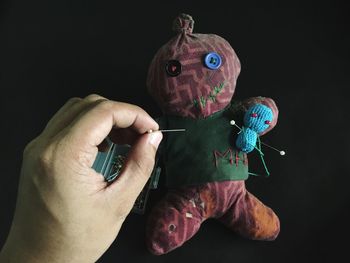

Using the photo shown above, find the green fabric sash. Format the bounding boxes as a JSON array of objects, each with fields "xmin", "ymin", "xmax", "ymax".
[{"xmin": 162, "ymin": 105, "xmax": 249, "ymax": 188}]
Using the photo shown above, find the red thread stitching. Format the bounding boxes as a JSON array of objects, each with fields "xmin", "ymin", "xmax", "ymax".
[
  {"xmin": 243, "ymin": 153, "xmax": 248, "ymax": 166},
  {"xmin": 213, "ymin": 148, "xmax": 233, "ymax": 167},
  {"xmin": 235, "ymin": 151, "xmax": 240, "ymax": 167}
]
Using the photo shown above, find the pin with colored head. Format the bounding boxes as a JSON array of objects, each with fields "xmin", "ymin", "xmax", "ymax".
[{"xmin": 230, "ymin": 119, "xmax": 286, "ymax": 156}]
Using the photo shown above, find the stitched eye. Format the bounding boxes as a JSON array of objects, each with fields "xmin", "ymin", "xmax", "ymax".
[
  {"xmin": 265, "ymin": 120, "xmax": 271, "ymax": 125},
  {"xmin": 251, "ymin": 113, "xmax": 258, "ymax": 118},
  {"xmin": 165, "ymin": 60, "xmax": 182, "ymax": 77}
]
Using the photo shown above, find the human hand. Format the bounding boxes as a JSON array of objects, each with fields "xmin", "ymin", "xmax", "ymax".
[{"xmin": 0, "ymin": 94, "xmax": 162, "ymax": 263}]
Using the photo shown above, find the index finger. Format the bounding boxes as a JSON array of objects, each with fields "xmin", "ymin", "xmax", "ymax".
[{"xmin": 65, "ymin": 100, "xmax": 159, "ymax": 150}]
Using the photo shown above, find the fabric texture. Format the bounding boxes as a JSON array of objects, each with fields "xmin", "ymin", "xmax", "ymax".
[
  {"xmin": 146, "ymin": 15, "xmax": 241, "ymax": 119},
  {"xmin": 145, "ymin": 13, "xmax": 280, "ymax": 255},
  {"xmin": 162, "ymin": 104, "xmax": 249, "ymax": 188},
  {"xmin": 146, "ymin": 181, "xmax": 280, "ymax": 255}
]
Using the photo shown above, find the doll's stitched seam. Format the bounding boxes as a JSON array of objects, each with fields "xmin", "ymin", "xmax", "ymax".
[
  {"xmin": 213, "ymin": 148, "xmax": 233, "ymax": 167},
  {"xmin": 213, "ymin": 148, "xmax": 248, "ymax": 168},
  {"xmin": 193, "ymin": 82, "xmax": 225, "ymax": 108}
]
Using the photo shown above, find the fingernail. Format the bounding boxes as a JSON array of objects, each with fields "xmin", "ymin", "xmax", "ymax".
[{"xmin": 148, "ymin": 131, "xmax": 163, "ymax": 149}]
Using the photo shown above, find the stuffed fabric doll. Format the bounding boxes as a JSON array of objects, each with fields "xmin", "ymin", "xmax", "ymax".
[{"xmin": 146, "ymin": 13, "xmax": 280, "ymax": 255}]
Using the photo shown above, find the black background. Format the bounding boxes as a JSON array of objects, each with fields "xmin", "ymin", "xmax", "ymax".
[{"xmin": 1, "ymin": 1, "xmax": 349, "ymax": 262}]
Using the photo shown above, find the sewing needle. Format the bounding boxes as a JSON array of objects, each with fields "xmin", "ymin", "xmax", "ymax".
[{"xmin": 147, "ymin": 129, "xmax": 186, "ymax": 133}]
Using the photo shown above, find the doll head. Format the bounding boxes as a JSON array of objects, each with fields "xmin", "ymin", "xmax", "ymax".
[
  {"xmin": 244, "ymin": 104, "xmax": 274, "ymax": 134},
  {"xmin": 147, "ymin": 14, "xmax": 241, "ymax": 118}
]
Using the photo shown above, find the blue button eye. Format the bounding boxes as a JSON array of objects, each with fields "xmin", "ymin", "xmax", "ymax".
[{"xmin": 204, "ymin": 52, "xmax": 222, "ymax": 70}]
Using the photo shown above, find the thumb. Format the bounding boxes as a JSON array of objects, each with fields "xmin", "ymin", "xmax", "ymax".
[{"xmin": 108, "ymin": 131, "xmax": 163, "ymax": 209}]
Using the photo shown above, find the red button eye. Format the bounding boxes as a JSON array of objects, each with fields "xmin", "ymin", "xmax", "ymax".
[
  {"xmin": 251, "ymin": 113, "xmax": 258, "ymax": 118},
  {"xmin": 265, "ymin": 120, "xmax": 271, "ymax": 125}
]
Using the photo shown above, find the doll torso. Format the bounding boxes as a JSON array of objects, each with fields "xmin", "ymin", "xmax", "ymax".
[{"xmin": 162, "ymin": 104, "xmax": 249, "ymax": 188}]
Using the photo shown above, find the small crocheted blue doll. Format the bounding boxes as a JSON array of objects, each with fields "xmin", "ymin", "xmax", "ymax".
[{"xmin": 236, "ymin": 104, "xmax": 273, "ymax": 153}]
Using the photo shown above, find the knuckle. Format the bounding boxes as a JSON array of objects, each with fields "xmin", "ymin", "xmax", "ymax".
[
  {"xmin": 131, "ymin": 104, "xmax": 146, "ymax": 115},
  {"xmin": 37, "ymin": 143, "xmax": 55, "ymax": 168},
  {"xmin": 131, "ymin": 104, "xmax": 143, "ymax": 112},
  {"xmin": 67, "ymin": 97, "xmax": 82, "ymax": 104},
  {"xmin": 23, "ymin": 136, "xmax": 57, "ymax": 174},
  {"xmin": 23, "ymin": 138, "xmax": 38, "ymax": 158},
  {"xmin": 84, "ymin": 94, "xmax": 106, "ymax": 102},
  {"xmin": 95, "ymin": 99, "xmax": 114, "ymax": 111},
  {"xmin": 118, "ymin": 102, "xmax": 143, "ymax": 114}
]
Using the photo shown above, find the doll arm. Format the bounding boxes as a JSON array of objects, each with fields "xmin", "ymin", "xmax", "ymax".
[{"xmin": 241, "ymin": 96, "xmax": 279, "ymax": 136}]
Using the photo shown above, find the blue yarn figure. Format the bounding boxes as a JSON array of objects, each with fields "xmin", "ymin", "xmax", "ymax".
[{"xmin": 236, "ymin": 104, "xmax": 273, "ymax": 153}]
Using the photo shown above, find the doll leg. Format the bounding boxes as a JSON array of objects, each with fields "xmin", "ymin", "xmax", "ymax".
[
  {"xmin": 146, "ymin": 187, "xmax": 206, "ymax": 255},
  {"xmin": 146, "ymin": 181, "xmax": 245, "ymax": 254},
  {"xmin": 219, "ymin": 189, "xmax": 280, "ymax": 241}
]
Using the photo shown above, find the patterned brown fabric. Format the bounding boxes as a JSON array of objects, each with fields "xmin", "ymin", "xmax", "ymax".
[
  {"xmin": 145, "ymin": 14, "xmax": 280, "ymax": 255},
  {"xmin": 147, "ymin": 15, "xmax": 241, "ymax": 118},
  {"xmin": 146, "ymin": 181, "xmax": 280, "ymax": 255}
]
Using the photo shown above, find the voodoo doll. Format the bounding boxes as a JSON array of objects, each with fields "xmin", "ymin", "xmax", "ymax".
[{"xmin": 145, "ymin": 13, "xmax": 280, "ymax": 255}]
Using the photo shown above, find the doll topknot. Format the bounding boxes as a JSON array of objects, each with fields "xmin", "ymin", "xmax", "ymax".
[
  {"xmin": 147, "ymin": 13, "xmax": 241, "ymax": 118},
  {"xmin": 172, "ymin": 13, "xmax": 194, "ymax": 34}
]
